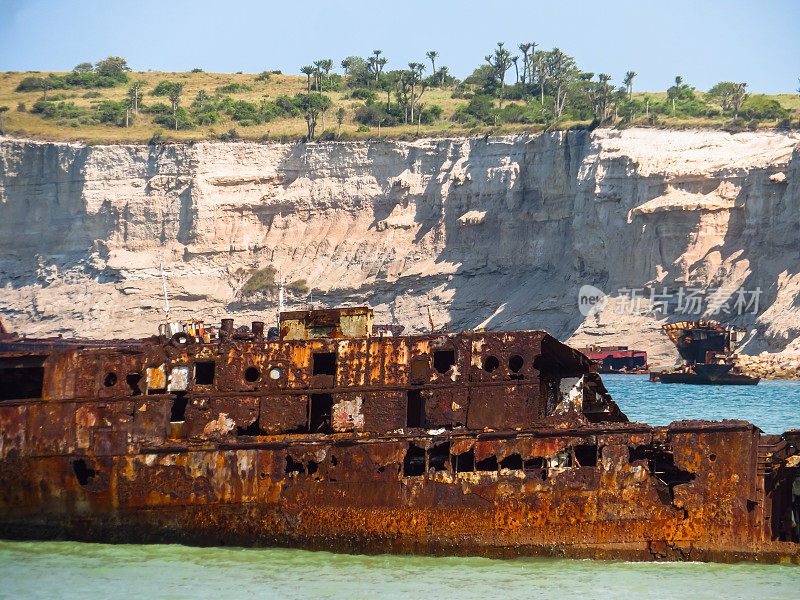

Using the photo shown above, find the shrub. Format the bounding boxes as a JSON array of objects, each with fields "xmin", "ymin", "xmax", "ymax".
[
  {"xmin": 16, "ymin": 68, "xmax": 125, "ymax": 92},
  {"xmin": 95, "ymin": 100, "xmax": 128, "ymax": 125},
  {"xmin": 216, "ymin": 83, "xmax": 253, "ymax": 94},
  {"xmin": 142, "ymin": 102, "xmax": 170, "ymax": 114},
  {"xmin": 82, "ymin": 91, "xmax": 102, "ymax": 98},
  {"xmin": 287, "ymin": 279, "xmax": 309, "ymax": 294},
  {"xmin": 354, "ymin": 102, "xmax": 401, "ymax": 127},
  {"xmin": 16, "ymin": 102, "xmax": 25, "ymax": 112},
  {"xmin": 740, "ymin": 95, "xmax": 789, "ymax": 120},
  {"xmin": 30, "ymin": 100, "xmax": 86, "ymax": 120},
  {"xmin": 15, "ymin": 77, "xmax": 48, "ymax": 92},
  {"xmin": 455, "ymin": 94, "xmax": 495, "ymax": 123},
  {"xmin": 94, "ymin": 57, "xmax": 130, "ymax": 83},
  {"xmin": 420, "ymin": 104, "xmax": 443, "ymax": 124},
  {"xmin": 351, "ymin": 88, "xmax": 377, "ymax": 102},
  {"xmin": 152, "ymin": 106, "xmax": 194, "ymax": 129},
  {"xmin": 194, "ymin": 110, "xmax": 219, "ymax": 125},
  {"xmin": 218, "ymin": 127, "xmax": 239, "ymax": 141},
  {"xmin": 275, "ymin": 95, "xmax": 300, "ymax": 116},
  {"xmin": 191, "ymin": 68, "xmax": 204, "ymax": 73},
  {"xmin": 62, "ymin": 71, "xmax": 116, "ymax": 88},
  {"xmin": 151, "ymin": 80, "xmax": 183, "ymax": 96},
  {"xmin": 225, "ymin": 99, "xmax": 261, "ymax": 123},
  {"xmin": 255, "ymin": 71, "xmax": 271, "ymax": 82},
  {"xmin": 357, "ymin": 123, "xmax": 369, "ymax": 132},
  {"xmin": 242, "ymin": 266, "xmax": 277, "ymax": 294}
]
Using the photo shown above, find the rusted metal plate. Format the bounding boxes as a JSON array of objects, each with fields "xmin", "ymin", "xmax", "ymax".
[{"xmin": 0, "ymin": 314, "xmax": 798, "ymax": 563}]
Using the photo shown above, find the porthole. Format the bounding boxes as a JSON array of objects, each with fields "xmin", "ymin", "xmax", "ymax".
[
  {"xmin": 482, "ymin": 355, "xmax": 500, "ymax": 373},
  {"xmin": 103, "ymin": 372, "xmax": 117, "ymax": 387},
  {"xmin": 509, "ymin": 355, "xmax": 524, "ymax": 373},
  {"xmin": 244, "ymin": 367, "xmax": 261, "ymax": 382},
  {"xmin": 269, "ymin": 367, "xmax": 282, "ymax": 380}
]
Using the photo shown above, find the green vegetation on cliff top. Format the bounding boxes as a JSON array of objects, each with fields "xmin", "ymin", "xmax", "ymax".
[{"xmin": 0, "ymin": 51, "xmax": 798, "ymax": 144}]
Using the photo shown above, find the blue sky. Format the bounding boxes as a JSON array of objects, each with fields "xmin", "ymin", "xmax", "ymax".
[{"xmin": 1, "ymin": 0, "xmax": 798, "ymax": 93}]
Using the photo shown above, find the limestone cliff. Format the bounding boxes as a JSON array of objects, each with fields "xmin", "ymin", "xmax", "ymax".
[{"xmin": 1, "ymin": 129, "xmax": 798, "ymax": 367}]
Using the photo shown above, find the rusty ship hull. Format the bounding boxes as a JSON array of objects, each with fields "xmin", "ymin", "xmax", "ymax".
[{"xmin": 1, "ymin": 309, "xmax": 799, "ymax": 563}]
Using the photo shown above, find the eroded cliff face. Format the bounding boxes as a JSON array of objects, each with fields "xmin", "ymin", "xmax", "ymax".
[{"xmin": 1, "ymin": 129, "xmax": 798, "ymax": 366}]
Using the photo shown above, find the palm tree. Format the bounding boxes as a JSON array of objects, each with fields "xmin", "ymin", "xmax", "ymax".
[
  {"xmin": 127, "ymin": 80, "xmax": 145, "ymax": 116},
  {"xmin": 371, "ymin": 50, "xmax": 384, "ymax": 82},
  {"xmin": 408, "ymin": 62, "xmax": 426, "ymax": 123},
  {"xmin": 518, "ymin": 43, "xmax": 532, "ymax": 85},
  {"xmin": 623, "ymin": 71, "xmax": 636, "ymax": 99},
  {"xmin": 313, "ymin": 60, "xmax": 325, "ymax": 91},
  {"xmin": 426, "ymin": 51, "xmax": 438, "ymax": 82},
  {"xmin": 598, "ymin": 74, "xmax": 611, "ymax": 120},
  {"xmin": 485, "ymin": 42, "xmax": 511, "ymax": 105},
  {"xmin": 438, "ymin": 65, "xmax": 449, "ymax": 86},
  {"xmin": 301, "ymin": 66, "xmax": 314, "ymax": 93},
  {"xmin": 511, "ymin": 56, "xmax": 520, "ymax": 84},
  {"xmin": 341, "ymin": 58, "xmax": 351, "ymax": 78},
  {"xmin": 167, "ymin": 83, "xmax": 184, "ymax": 131},
  {"xmin": 670, "ymin": 75, "xmax": 684, "ymax": 112}
]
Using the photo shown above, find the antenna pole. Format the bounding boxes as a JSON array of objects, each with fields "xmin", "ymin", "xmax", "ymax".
[
  {"xmin": 277, "ymin": 269, "xmax": 285, "ymax": 329},
  {"xmin": 160, "ymin": 262, "xmax": 170, "ymax": 323}
]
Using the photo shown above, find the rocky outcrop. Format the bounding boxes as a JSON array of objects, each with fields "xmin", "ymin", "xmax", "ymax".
[{"xmin": 1, "ymin": 129, "xmax": 799, "ymax": 368}]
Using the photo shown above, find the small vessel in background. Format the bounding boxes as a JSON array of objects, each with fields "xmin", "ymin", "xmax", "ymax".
[
  {"xmin": 576, "ymin": 345, "xmax": 648, "ymax": 374},
  {"xmin": 650, "ymin": 320, "xmax": 759, "ymax": 385}
]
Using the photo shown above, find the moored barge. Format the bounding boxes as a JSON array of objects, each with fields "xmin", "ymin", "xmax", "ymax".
[{"xmin": 1, "ymin": 308, "xmax": 798, "ymax": 562}]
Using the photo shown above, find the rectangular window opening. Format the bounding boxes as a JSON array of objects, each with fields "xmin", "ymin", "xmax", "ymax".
[
  {"xmin": 453, "ymin": 448, "xmax": 475, "ymax": 473},
  {"xmin": 0, "ymin": 366, "xmax": 45, "ymax": 401},
  {"xmin": 170, "ymin": 391, "xmax": 189, "ymax": 422},
  {"xmin": 312, "ymin": 352, "xmax": 337, "ymax": 376},
  {"xmin": 126, "ymin": 373, "xmax": 143, "ymax": 396},
  {"xmin": 403, "ymin": 443, "xmax": 426, "ymax": 477},
  {"xmin": 573, "ymin": 444, "xmax": 598, "ymax": 468},
  {"xmin": 476, "ymin": 455, "xmax": 499, "ymax": 472},
  {"xmin": 500, "ymin": 453, "xmax": 523, "ymax": 470},
  {"xmin": 309, "ymin": 393, "xmax": 333, "ymax": 433},
  {"xmin": 406, "ymin": 389, "xmax": 425, "ymax": 428},
  {"xmin": 433, "ymin": 349, "xmax": 456, "ymax": 374},
  {"xmin": 194, "ymin": 361, "xmax": 215, "ymax": 385},
  {"xmin": 428, "ymin": 442, "xmax": 450, "ymax": 471}
]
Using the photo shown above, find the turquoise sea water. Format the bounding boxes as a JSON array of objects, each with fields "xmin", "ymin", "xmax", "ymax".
[
  {"xmin": 1, "ymin": 376, "xmax": 799, "ymax": 598},
  {"xmin": 603, "ymin": 374, "xmax": 800, "ymax": 434}
]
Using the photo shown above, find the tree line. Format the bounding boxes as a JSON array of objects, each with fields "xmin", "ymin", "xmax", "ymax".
[{"xmin": 5, "ymin": 51, "xmax": 799, "ymax": 140}]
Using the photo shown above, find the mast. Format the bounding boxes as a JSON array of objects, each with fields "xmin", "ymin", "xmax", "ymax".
[
  {"xmin": 160, "ymin": 262, "xmax": 170, "ymax": 324},
  {"xmin": 277, "ymin": 269, "xmax": 285, "ymax": 330}
]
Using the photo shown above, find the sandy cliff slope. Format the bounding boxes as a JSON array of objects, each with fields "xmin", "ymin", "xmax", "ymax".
[{"xmin": 1, "ymin": 128, "xmax": 798, "ymax": 367}]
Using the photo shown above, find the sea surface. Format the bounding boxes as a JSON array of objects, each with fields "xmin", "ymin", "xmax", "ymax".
[
  {"xmin": 603, "ymin": 374, "xmax": 800, "ymax": 434},
  {"xmin": 2, "ymin": 376, "xmax": 799, "ymax": 599}
]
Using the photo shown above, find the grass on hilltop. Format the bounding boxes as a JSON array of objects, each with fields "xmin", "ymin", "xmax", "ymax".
[{"xmin": 0, "ymin": 70, "xmax": 798, "ymax": 145}]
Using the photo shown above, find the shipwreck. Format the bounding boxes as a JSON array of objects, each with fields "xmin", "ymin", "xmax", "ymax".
[
  {"xmin": 0, "ymin": 308, "xmax": 798, "ymax": 562},
  {"xmin": 651, "ymin": 321, "xmax": 760, "ymax": 385}
]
